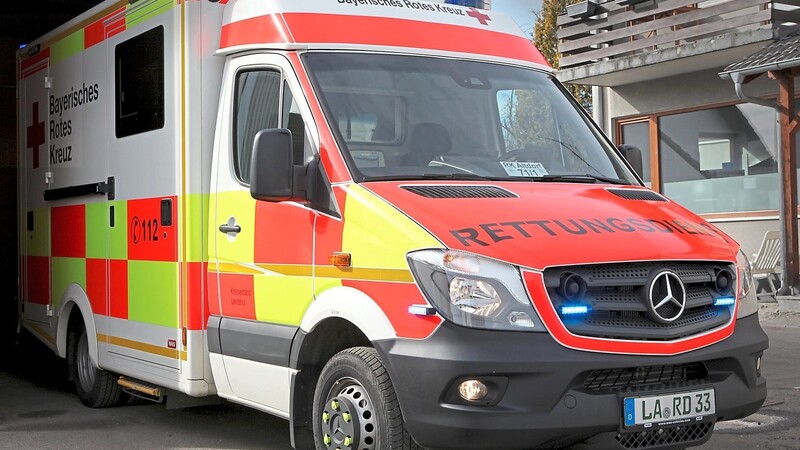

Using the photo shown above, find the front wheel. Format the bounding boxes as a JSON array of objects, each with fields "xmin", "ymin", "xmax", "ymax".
[
  {"xmin": 312, "ymin": 347, "xmax": 420, "ymax": 450},
  {"xmin": 68, "ymin": 324, "xmax": 124, "ymax": 408}
]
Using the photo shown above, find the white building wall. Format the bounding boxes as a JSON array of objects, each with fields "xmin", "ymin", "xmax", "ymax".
[{"xmin": 606, "ymin": 68, "xmax": 777, "ymax": 122}]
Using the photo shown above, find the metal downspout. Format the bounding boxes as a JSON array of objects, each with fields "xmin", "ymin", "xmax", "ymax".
[
  {"xmin": 731, "ymin": 72, "xmax": 779, "ymax": 110},
  {"xmin": 731, "ymin": 72, "xmax": 792, "ymax": 294},
  {"xmin": 592, "ymin": 85, "xmax": 605, "ymax": 133}
]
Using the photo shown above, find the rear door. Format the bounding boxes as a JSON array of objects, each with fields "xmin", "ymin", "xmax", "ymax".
[{"xmin": 19, "ymin": 52, "xmax": 52, "ymax": 326}]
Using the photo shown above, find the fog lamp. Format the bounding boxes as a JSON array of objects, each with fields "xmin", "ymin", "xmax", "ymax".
[
  {"xmin": 756, "ymin": 355, "xmax": 762, "ymax": 377},
  {"xmin": 458, "ymin": 380, "xmax": 488, "ymax": 401}
]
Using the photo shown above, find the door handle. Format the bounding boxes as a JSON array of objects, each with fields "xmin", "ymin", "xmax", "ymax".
[{"xmin": 219, "ymin": 224, "xmax": 241, "ymax": 234}]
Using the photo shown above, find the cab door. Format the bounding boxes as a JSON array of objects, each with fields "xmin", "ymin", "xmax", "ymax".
[{"xmin": 209, "ymin": 53, "xmax": 317, "ymax": 412}]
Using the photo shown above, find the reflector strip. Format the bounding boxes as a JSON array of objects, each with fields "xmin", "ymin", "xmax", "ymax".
[
  {"xmin": 210, "ymin": 262, "xmax": 415, "ymax": 283},
  {"xmin": 20, "ymin": 47, "xmax": 50, "ymax": 80},
  {"xmin": 98, "ymin": 333, "xmax": 187, "ymax": 361}
]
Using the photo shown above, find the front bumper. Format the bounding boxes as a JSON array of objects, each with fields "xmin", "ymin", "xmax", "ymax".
[{"xmin": 374, "ymin": 314, "xmax": 768, "ymax": 450}]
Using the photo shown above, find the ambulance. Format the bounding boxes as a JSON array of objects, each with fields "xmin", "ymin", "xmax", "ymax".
[{"xmin": 16, "ymin": 0, "xmax": 768, "ymax": 448}]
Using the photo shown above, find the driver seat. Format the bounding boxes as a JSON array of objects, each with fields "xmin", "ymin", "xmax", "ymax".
[{"xmin": 401, "ymin": 122, "xmax": 452, "ymax": 166}]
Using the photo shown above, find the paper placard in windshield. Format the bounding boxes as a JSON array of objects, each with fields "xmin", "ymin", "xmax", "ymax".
[{"xmin": 501, "ymin": 161, "xmax": 549, "ymax": 177}]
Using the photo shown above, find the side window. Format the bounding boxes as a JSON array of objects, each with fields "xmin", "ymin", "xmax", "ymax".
[
  {"xmin": 282, "ymin": 81, "xmax": 313, "ymax": 165},
  {"xmin": 234, "ymin": 70, "xmax": 281, "ymax": 183},
  {"xmin": 115, "ymin": 26, "xmax": 165, "ymax": 138}
]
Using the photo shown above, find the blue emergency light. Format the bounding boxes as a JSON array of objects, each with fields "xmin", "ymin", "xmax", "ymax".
[
  {"xmin": 445, "ymin": 0, "xmax": 486, "ymax": 7},
  {"xmin": 714, "ymin": 296, "xmax": 736, "ymax": 306},
  {"xmin": 560, "ymin": 304, "xmax": 591, "ymax": 316}
]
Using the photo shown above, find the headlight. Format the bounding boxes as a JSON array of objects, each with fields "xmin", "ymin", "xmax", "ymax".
[
  {"xmin": 407, "ymin": 249, "xmax": 545, "ymax": 331},
  {"xmin": 737, "ymin": 249, "xmax": 758, "ymax": 318}
]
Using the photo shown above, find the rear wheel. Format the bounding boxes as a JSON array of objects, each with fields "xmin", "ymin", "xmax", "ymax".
[
  {"xmin": 68, "ymin": 324, "xmax": 124, "ymax": 408},
  {"xmin": 312, "ymin": 347, "xmax": 420, "ymax": 450}
]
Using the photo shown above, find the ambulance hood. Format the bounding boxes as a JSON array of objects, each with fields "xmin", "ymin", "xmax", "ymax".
[{"xmin": 364, "ymin": 181, "xmax": 738, "ymax": 270}]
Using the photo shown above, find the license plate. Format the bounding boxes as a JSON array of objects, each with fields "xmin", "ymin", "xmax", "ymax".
[{"xmin": 623, "ymin": 388, "xmax": 715, "ymax": 429}]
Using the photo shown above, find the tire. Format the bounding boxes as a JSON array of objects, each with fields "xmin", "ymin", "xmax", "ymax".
[
  {"xmin": 312, "ymin": 347, "xmax": 421, "ymax": 450},
  {"xmin": 68, "ymin": 324, "xmax": 124, "ymax": 408}
]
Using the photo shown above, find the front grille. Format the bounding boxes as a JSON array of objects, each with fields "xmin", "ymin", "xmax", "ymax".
[
  {"xmin": 400, "ymin": 185, "xmax": 517, "ymax": 199},
  {"xmin": 584, "ymin": 363, "xmax": 707, "ymax": 392},
  {"xmin": 543, "ymin": 262, "xmax": 735, "ymax": 341},
  {"xmin": 616, "ymin": 422, "xmax": 713, "ymax": 449}
]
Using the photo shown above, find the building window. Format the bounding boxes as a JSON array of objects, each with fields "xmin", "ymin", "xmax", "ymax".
[
  {"xmin": 658, "ymin": 104, "xmax": 778, "ymax": 214},
  {"xmin": 115, "ymin": 26, "xmax": 165, "ymax": 138},
  {"xmin": 616, "ymin": 102, "xmax": 779, "ymax": 216}
]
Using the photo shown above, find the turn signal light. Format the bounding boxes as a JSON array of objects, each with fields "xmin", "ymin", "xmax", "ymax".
[{"xmin": 329, "ymin": 252, "xmax": 352, "ymax": 267}]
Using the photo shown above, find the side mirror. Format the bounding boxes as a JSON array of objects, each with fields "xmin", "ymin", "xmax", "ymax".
[
  {"xmin": 250, "ymin": 128, "xmax": 312, "ymax": 203},
  {"xmin": 618, "ymin": 144, "xmax": 643, "ymax": 179}
]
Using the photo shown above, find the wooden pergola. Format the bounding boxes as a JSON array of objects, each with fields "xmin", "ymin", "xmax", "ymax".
[{"xmin": 720, "ymin": 34, "xmax": 800, "ymax": 294}]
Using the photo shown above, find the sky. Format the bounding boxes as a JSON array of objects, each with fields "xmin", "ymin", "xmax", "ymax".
[{"xmin": 490, "ymin": 0, "xmax": 542, "ymax": 37}]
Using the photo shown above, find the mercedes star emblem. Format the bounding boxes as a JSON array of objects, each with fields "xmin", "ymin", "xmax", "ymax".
[{"xmin": 647, "ymin": 270, "xmax": 686, "ymax": 324}]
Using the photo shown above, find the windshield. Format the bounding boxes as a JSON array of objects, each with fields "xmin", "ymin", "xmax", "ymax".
[{"xmin": 304, "ymin": 53, "xmax": 638, "ymax": 184}]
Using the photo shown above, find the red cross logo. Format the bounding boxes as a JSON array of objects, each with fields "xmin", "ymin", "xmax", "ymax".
[
  {"xmin": 26, "ymin": 102, "xmax": 45, "ymax": 169},
  {"xmin": 467, "ymin": 8, "xmax": 491, "ymax": 26}
]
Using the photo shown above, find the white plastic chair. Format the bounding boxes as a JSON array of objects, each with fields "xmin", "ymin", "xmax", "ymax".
[{"xmin": 751, "ymin": 230, "xmax": 782, "ymax": 301}]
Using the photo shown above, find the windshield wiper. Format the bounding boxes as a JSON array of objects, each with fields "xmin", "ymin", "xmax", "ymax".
[
  {"xmin": 533, "ymin": 174, "xmax": 629, "ymax": 185},
  {"xmin": 362, "ymin": 173, "xmax": 630, "ymax": 184}
]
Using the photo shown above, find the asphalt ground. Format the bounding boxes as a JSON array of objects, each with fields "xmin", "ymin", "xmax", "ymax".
[
  {"xmin": 0, "ymin": 304, "xmax": 798, "ymax": 450},
  {"xmin": 707, "ymin": 303, "xmax": 800, "ymax": 449}
]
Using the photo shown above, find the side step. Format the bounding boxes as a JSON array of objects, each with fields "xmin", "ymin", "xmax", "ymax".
[{"xmin": 118, "ymin": 376, "xmax": 164, "ymax": 403}]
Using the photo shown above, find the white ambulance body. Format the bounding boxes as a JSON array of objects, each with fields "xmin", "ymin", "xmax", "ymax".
[{"xmin": 17, "ymin": 1, "xmax": 768, "ymax": 449}]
